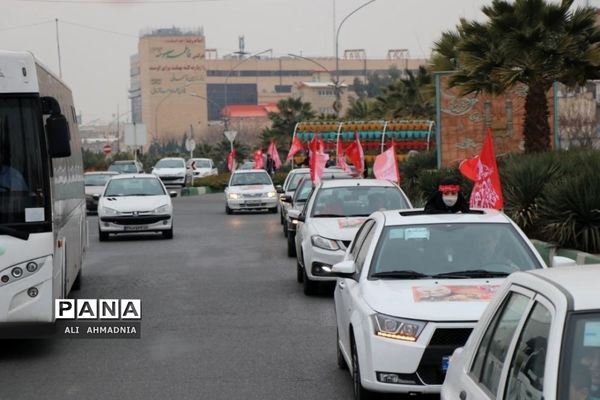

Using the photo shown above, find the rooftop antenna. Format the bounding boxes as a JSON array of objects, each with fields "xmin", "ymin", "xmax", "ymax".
[{"xmin": 234, "ymin": 35, "xmax": 248, "ymax": 59}]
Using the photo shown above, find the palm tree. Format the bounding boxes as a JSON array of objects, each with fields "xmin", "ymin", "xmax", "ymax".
[
  {"xmin": 345, "ymin": 98, "xmax": 373, "ymax": 120},
  {"xmin": 434, "ymin": 0, "xmax": 600, "ymax": 153},
  {"xmin": 261, "ymin": 97, "xmax": 315, "ymax": 149}
]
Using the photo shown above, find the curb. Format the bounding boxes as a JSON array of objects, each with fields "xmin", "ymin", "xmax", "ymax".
[{"xmin": 531, "ymin": 239, "xmax": 600, "ymax": 266}]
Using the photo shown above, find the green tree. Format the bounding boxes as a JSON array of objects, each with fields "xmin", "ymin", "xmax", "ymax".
[
  {"xmin": 433, "ymin": 0, "xmax": 600, "ymax": 153},
  {"xmin": 261, "ymin": 97, "xmax": 315, "ymax": 148}
]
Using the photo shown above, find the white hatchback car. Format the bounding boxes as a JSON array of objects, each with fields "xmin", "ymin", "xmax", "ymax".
[
  {"xmin": 152, "ymin": 157, "xmax": 192, "ymax": 187},
  {"xmin": 294, "ymin": 179, "xmax": 411, "ymax": 296},
  {"xmin": 330, "ymin": 209, "xmax": 547, "ymax": 399},
  {"xmin": 442, "ymin": 265, "xmax": 600, "ymax": 400},
  {"xmin": 97, "ymin": 174, "xmax": 176, "ymax": 241},
  {"xmin": 188, "ymin": 158, "xmax": 217, "ymax": 179},
  {"xmin": 224, "ymin": 169, "xmax": 278, "ymax": 214}
]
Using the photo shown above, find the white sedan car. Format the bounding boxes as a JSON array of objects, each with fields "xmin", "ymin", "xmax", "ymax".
[
  {"xmin": 294, "ymin": 179, "xmax": 411, "ymax": 295},
  {"xmin": 152, "ymin": 157, "xmax": 192, "ymax": 187},
  {"xmin": 330, "ymin": 209, "xmax": 547, "ymax": 399},
  {"xmin": 224, "ymin": 169, "xmax": 278, "ymax": 214},
  {"xmin": 442, "ymin": 265, "xmax": 600, "ymax": 400},
  {"xmin": 188, "ymin": 158, "xmax": 217, "ymax": 179},
  {"xmin": 97, "ymin": 174, "xmax": 177, "ymax": 241}
]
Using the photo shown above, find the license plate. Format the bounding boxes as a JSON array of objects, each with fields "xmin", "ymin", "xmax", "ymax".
[
  {"xmin": 441, "ymin": 356, "xmax": 451, "ymax": 372},
  {"xmin": 245, "ymin": 200, "xmax": 261, "ymax": 205},
  {"xmin": 124, "ymin": 225, "xmax": 148, "ymax": 231}
]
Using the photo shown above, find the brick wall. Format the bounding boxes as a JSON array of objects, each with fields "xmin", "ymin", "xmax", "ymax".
[{"xmin": 437, "ymin": 74, "xmax": 555, "ymax": 167}]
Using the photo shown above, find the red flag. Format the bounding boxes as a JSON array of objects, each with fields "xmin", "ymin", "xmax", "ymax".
[
  {"xmin": 254, "ymin": 149, "xmax": 264, "ymax": 169},
  {"xmin": 460, "ymin": 129, "xmax": 504, "ymax": 209},
  {"xmin": 336, "ymin": 134, "xmax": 351, "ymax": 173},
  {"xmin": 309, "ymin": 134, "xmax": 329, "ymax": 185},
  {"xmin": 373, "ymin": 140, "xmax": 400, "ymax": 183},
  {"xmin": 268, "ymin": 139, "xmax": 282, "ymax": 169},
  {"xmin": 227, "ymin": 148, "xmax": 236, "ymax": 172},
  {"xmin": 286, "ymin": 135, "xmax": 304, "ymax": 161},
  {"xmin": 345, "ymin": 132, "xmax": 364, "ymax": 176}
]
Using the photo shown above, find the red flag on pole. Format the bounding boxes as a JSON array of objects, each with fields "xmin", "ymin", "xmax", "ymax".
[
  {"xmin": 309, "ymin": 134, "xmax": 329, "ymax": 185},
  {"xmin": 268, "ymin": 139, "xmax": 282, "ymax": 169},
  {"xmin": 373, "ymin": 140, "xmax": 400, "ymax": 183},
  {"xmin": 227, "ymin": 148, "xmax": 236, "ymax": 172},
  {"xmin": 345, "ymin": 132, "xmax": 364, "ymax": 176},
  {"xmin": 460, "ymin": 129, "xmax": 504, "ymax": 209},
  {"xmin": 254, "ymin": 149, "xmax": 264, "ymax": 169},
  {"xmin": 286, "ymin": 135, "xmax": 304, "ymax": 161},
  {"xmin": 336, "ymin": 133, "xmax": 351, "ymax": 173}
]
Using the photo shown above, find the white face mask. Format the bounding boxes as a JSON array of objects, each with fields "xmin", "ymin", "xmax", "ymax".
[{"xmin": 442, "ymin": 194, "xmax": 458, "ymax": 207}]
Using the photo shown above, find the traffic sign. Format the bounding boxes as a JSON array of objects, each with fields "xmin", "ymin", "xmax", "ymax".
[
  {"xmin": 185, "ymin": 138, "xmax": 196, "ymax": 152},
  {"xmin": 103, "ymin": 144, "xmax": 112, "ymax": 155},
  {"xmin": 224, "ymin": 130, "xmax": 237, "ymax": 143}
]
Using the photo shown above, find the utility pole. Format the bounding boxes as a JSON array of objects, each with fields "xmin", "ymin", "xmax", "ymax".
[
  {"xmin": 55, "ymin": 18, "xmax": 63, "ymax": 79},
  {"xmin": 116, "ymin": 104, "xmax": 120, "ymax": 153}
]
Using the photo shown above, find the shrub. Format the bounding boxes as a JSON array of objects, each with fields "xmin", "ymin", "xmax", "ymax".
[
  {"xmin": 538, "ymin": 166, "xmax": 600, "ymax": 253},
  {"xmin": 500, "ymin": 152, "xmax": 561, "ymax": 238},
  {"xmin": 193, "ymin": 173, "xmax": 231, "ymax": 191}
]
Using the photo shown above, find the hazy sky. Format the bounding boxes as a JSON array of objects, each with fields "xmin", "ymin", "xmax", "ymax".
[{"xmin": 1, "ymin": 0, "xmax": 593, "ymax": 124}]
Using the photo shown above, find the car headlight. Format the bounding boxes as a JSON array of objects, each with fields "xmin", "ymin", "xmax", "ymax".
[
  {"xmin": 311, "ymin": 235, "xmax": 340, "ymax": 251},
  {"xmin": 153, "ymin": 204, "xmax": 169, "ymax": 214},
  {"xmin": 102, "ymin": 207, "xmax": 119, "ymax": 216},
  {"xmin": 266, "ymin": 191, "xmax": 277, "ymax": 198},
  {"xmin": 373, "ymin": 314, "xmax": 426, "ymax": 342},
  {"xmin": 228, "ymin": 193, "xmax": 240, "ymax": 200}
]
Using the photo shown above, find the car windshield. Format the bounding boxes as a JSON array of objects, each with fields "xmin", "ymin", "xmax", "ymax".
[
  {"xmin": 294, "ymin": 179, "xmax": 314, "ymax": 202},
  {"xmin": 84, "ymin": 174, "xmax": 115, "ymax": 186},
  {"xmin": 104, "ymin": 178, "xmax": 165, "ymax": 197},
  {"xmin": 155, "ymin": 159, "xmax": 184, "ymax": 168},
  {"xmin": 559, "ymin": 311, "xmax": 600, "ymax": 399},
  {"xmin": 311, "ymin": 186, "xmax": 409, "ymax": 217},
  {"xmin": 193, "ymin": 160, "xmax": 211, "ymax": 168},
  {"xmin": 109, "ymin": 163, "xmax": 138, "ymax": 173},
  {"xmin": 369, "ymin": 223, "xmax": 542, "ymax": 278},
  {"xmin": 230, "ymin": 172, "xmax": 271, "ymax": 186},
  {"xmin": 287, "ymin": 172, "xmax": 309, "ymax": 192}
]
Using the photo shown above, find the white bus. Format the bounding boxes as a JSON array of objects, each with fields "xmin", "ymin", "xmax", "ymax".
[{"xmin": 0, "ymin": 50, "xmax": 86, "ymax": 336}]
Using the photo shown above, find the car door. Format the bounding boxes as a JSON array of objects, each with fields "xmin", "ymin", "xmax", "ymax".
[
  {"xmin": 335, "ymin": 219, "xmax": 377, "ymax": 358},
  {"xmin": 295, "ymin": 186, "xmax": 316, "ymax": 264},
  {"xmin": 500, "ymin": 295, "xmax": 553, "ymax": 400},
  {"xmin": 454, "ymin": 287, "xmax": 535, "ymax": 400}
]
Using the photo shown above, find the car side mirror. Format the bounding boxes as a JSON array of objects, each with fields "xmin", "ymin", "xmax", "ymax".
[
  {"xmin": 297, "ymin": 213, "xmax": 305, "ymax": 223},
  {"xmin": 46, "ymin": 113, "xmax": 71, "ymax": 158},
  {"xmin": 92, "ymin": 194, "xmax": 100, "ymax": 200},
  {"xmin": 330, "ymin": 260, "xmax": 356, "ymax": 278},
  {"xmin": 282, "ymin": 195, "xmax": 293, "ymax": 203},
  {"xmin": 169, "ymin": 191, "xmax": 178, "ymax": 198},
  {"xmin": 275, "ymin": 185, "xmax": 284, "ymax": 194}
]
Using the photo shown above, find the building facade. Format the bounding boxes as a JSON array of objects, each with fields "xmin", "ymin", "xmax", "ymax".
[{"xmin": 131, "ymin": 29, "xmax": 428, "ymax": 146}]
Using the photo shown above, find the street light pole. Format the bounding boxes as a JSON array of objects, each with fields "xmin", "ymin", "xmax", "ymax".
[
  {"xmin": 223, "ymin": 48, "xmax": 272, "ymax": 129},
  {"xmin": 334, "ymin": 0, "xmax": 377, "ymax": 118}
]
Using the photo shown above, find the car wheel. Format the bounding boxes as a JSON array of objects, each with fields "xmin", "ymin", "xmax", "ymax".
[
  {"xmin": 226, "ymin": 205, "xmax": 233, "ymax": 215},
  {"xmin": 303, "ymin": 265, "xmax": 318, "ymax": 296},
  {"xmin": 337, "ymin": 330, "xmax": 348, "ymax": 370},
  {"xmin": 296, "ymin": 260, "xmax": 304, "ymax": 283},
  {"xmin": 287, "ymin": 231, "xmax": 296, "ymax": 258},
  {"xmin": 98, "ymin": 228, "xmax": 109, "ymax": 242},
  {"xmin": 72, "ymin": 267, "xmax": 82, "ymax": 291},
  {"xmin": 279, "ymin": 211, "xmax": 284, "ymax": 225},
  {"xmin": 283, "ymin": 222, "xmax": 288, "ymax": 238},
  {"xmin": 162, "ymin": 227, "xmax": 173, "ymax": 239},
  {"xmin": 351, "ymin": 336, "xmax": 376, "ymax": 400}
]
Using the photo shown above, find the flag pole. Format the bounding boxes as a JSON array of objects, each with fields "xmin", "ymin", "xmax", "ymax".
[
  {"xmin": 291, "ymin": 122, "xmax": 299, "ymax": 169},
  {"xmin": 336, "ymin": 121, "xmax": 344, "ymax": 162},
  {"xmin": 381, "ymin": 120, "xmax": 388, "ymax": 153}
]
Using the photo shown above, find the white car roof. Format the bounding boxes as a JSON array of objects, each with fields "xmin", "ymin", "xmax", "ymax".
[
  {"xmin": 85, "ymin": 171, "xmax": 119, "ymax": 175},
  {"xmin": 159, "ymin": 157, "xmax": 185, "ymax": 161},
  {"xmin": 289, "ymin": 168, "xmax": 310, "ymax": 174},
  {"xmin": 380, "ymin": 208, "xmax": 512, "ymax": 226},
  {"xmin": 524, "ymin": 265, "xmax": 600, "ymax": 311},
  {"xmin": 319, "ymin": 178, "xmax": 397, "ymax": 189},
  {"xmin": 233, "ymin": 169, "xmax": 270, "ymax": 174},
  {"xmin": 108, "ymin": 174, "xmax": 159, "ymax": 180}
]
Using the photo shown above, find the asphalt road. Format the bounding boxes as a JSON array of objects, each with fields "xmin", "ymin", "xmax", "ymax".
[{"xmin": 1, "ymin": 194, "xmax": 356, "ymax": 400}]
